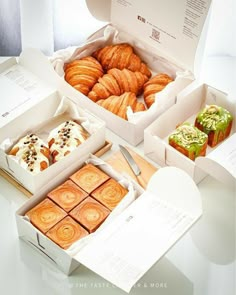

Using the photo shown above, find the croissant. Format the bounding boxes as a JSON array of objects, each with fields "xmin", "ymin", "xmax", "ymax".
[
  {"xmin": 143, "ymin": 73, "xmax": 173, "ymax": 108},
  {"xmin": 97, "ymin": 92, "xmax": 146, "ymax": 120},
  {"xmin": 88, "ymin": 68, "xmax": 148, "ymax": 102},
  {"xmin": 64, "ymin": 56, "xmax": 104, "ymax": 95},
  {"xmin": 92, "ymin": 43, "xmax": 151, "ymax": 78}
]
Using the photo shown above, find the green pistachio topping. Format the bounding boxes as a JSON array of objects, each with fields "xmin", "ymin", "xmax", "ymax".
[
  {"xmin": 169, "ymin": 123, "xmax": 207, "ymax": 147},
  {"xmin": 169, "ymin": 123, "xmax": 208, "ymax": 157},
  {"xmin": 196, "ymin": 104, "xmax": 233, "ymax": 133}
]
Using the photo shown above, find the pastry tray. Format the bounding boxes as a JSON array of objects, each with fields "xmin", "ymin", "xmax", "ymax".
[{"xmin": 0, "ymin": 140, "xmax": 112, "ymax": 198}]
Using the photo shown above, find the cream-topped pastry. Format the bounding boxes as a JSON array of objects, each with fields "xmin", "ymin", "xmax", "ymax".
[
  {"xmin": 8, "ymin": 134, "xmax": 50, "ymax": 174},
  {"xmin": 48, "ymin": 120, "xmax": 89, "ymax": 163}
]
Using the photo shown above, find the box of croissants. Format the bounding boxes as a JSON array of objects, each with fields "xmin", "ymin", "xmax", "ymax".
[
  {"xmin": 16, "ymin": 154, "xmax": 202, "ymax": 293},
  {"xmin": 20, "ymin": 0, "xmax": 211, "ymax": 146},
  {"xmin": 144, "ymin": 83, "xmax": 236, "ymax": 186},
  {"xmin": 0, "ymin": 56, "xmax": 106, "ymax": 194}
]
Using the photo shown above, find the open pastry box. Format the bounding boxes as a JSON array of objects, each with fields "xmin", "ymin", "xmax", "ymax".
[
  {"xmin": 16, "ymin": 154, "xmax": 202, "ymax": 293},
  {"xmin": 144, "ymin": 83, "xmax": 236, "ymax": 186},
  {"xmin": 21, "ymin": 0, "xmax": 212, "ymax": 145},
  {"xmin": 0, "ymin": 57, "xmax": 106, "ymax": 194}
]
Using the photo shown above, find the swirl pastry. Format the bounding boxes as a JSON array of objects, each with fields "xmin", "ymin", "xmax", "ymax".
[
  {"xmin": 48, "ymin": 120, "xmax": 90, "ymax": 163},
  {"xmin": 195, "ymin": 105, "xmax": 233, "ymax": 147},
  {"xmin": 92, "ymin": 43, "xmax": 151, "ymax": 77},
  {"xmin": 88, "ymin": 68, "xmax": 148, "ymax": 102},
  {"xmin": 97, "ymin": 92, "xmax": 146, "ymax": 120},
  {"xmin": 70, "ymin": 163, "xmax": 110, "ymax": 194},
  {"xmin": 47, "ymin": 180, "xmax": 88, "ymax": 212},
  {"xmin": 143, "ymin": 73, "xmax": 173, "ymax": 108},
  {"xmin": 46, "ymin": 216, "xmax": 88, "ymax": 249},
  {"xmin": 91, "ymin": 178, "xmax": 128, "ymax": 210},
  {"xmin": 70, "ymin": 197, "xmax": 110, "ymax": 233},
  {"xmin": 25, "ymin": 198, "xmax": 67, "ymax": 233},
  {"xmin": 169, "ymin": 123, "xmax": 208, "ymax": 161},
  {"xmin": 64, "ymin": 56, "xmax": 104, "ymax": 95},
  {"xmin": 8, "ymin": 134, "xmax": 50, "ymax": 174}
]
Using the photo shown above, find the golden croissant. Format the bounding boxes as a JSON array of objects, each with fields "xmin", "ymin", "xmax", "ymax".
[
  {"xmin": 88, "ymin": 68, "xmax": 148, "ymax": 102},
  {"xmin": 64, "ymin": 56, "xmax": 104, "ymax": 95},
  {"xmin": 92, "ymin": 43, "xmax": 151, "ymax": 78},
  {"xmin": 143, "ymin": 73, "xmax": 173, "ymax": 108},
  {"xmin": 97, "ymin": 92, "xmax": 146, "ymax": 120}
]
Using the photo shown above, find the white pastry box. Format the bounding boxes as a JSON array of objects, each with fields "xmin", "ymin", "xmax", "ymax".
[
  {"xmin": 144, "ymin": 83, "xmax": 236, "ymax": 186},
  {"xmin": 24, "ymin": 0, "xmax": 212, "ymax": 146},
  {"xmin": 0, "ymin": 56, "xmax": 106, "ymax": 194},
  {"xmin": 16, "ymin": 155, "xmax": 202, "ymax": 293}
]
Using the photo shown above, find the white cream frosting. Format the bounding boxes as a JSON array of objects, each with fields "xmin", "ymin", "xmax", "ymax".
[
  {"xmin": 10, "ymin": 134, "xmax": 50, "ymax": 174},
  {"xmin": 48, "ymin": 120, "xmax": 89, "ymax": 162}
]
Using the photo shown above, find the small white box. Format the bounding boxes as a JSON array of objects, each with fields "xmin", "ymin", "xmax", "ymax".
[
  {"xmin": 21, "ymin": 0, "xmax": 212, "ymax": 145},
  {"xmin": 0, "ymin": 57, "xmax": 106, "ymax": 194},
  {"xmin": 144, "ymin": 83, "xmax": 236, "ymax": 186},
  {"xmin": 16, "ymin": 155, "xmax": 202, "ymax": 293}
]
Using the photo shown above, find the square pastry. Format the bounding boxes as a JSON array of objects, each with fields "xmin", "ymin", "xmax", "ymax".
[
  {"xmin": 46, "ymin": 216, "xmax": 88, "ymax": 249},
  {"xmin": 70, "ymin": 197, "xmax": 110, "ymax": 233},
  {"xmin": 195, "ymin": 104, "xmax": 233, "ymax": 147},
  {"xmin": 91, "ymin": 178, "xmax": 128, "ymax": 210},
  {"xmin": 168, "ymin": 122, "xmax": 208, "ymax": 161},
  {"xmin": 47, "ymin": 180, "xmax": 88, "ymax": 212},
  {"xmin": 70, "ymin": 163, "xmax": 110, "ymax": 194},
  {"xmin": 25, "ymin": 198, "xmax": 67, "ymax": 233}
]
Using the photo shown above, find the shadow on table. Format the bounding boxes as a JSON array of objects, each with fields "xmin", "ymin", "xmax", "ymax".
[
  {"xmin": 190, "ymin": 176, "xmax": 236, "ymax": 265},
  {"xmin": 18, "ymin": 240, "xmax": 193, "ymax": 295}
]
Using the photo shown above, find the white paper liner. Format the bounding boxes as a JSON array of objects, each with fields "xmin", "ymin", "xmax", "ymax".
[
  {"xmin": 20, "ymin": 156, "xmax": 143, "ymax": 257},
  {"xmin": 0, "ymin": 96, "xmax": 101, "ymax": 167},
  {"xmin": 50, "ymin": 25, "xmax": 194, "ymax": 123}
]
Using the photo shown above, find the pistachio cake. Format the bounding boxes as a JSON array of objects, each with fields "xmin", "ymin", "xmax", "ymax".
[{"xmin": 169, "ymin": 122, "xmax": 208, "ymax": 160}]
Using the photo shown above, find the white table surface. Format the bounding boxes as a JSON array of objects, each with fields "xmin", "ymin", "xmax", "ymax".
[{"xmin": 0, "ymin": 56, "xmax": 235, "ymax": 295}]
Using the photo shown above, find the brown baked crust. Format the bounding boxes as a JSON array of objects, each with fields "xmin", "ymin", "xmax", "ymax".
[
  {"xmin": 195, "ymin": 119, "xmax": 233, "ymax": 148},
  {"xmin": 70, "ymin": 163, "xmax": 110, "ymax": 194},
  {"xmin": 97, "ymin": 92, "xmax": 146, "ymax": 120},
  {"xmin": 64, "ymin": 56, "xmax": 103, "ymax": 95},
  {"xmin": 25, "ymin": 198, "xmax": 67, "ymax": 233},
  {"xmin": 69, "ymin": 197, "xmax": 110, "ymax": 233},
  {"xmin": 143, "ymin": 73, "xmax": 173, "ymax": 108},
  {"xmin": 47, "ymin": 180, "xmax": 88, "ymax": 212},
  {"xmin": 88, "ymin": 68, "xmax": 148, "ymax": 102},
  {"xmin": 91, "ymin": 178, "xmax": 128, "ymax": 210},
  {"xmin": 169, "ymin": 138, "xmax": 208, "ymax": 161},
  {"xmin": 46, "ymin": 216, "xmax": 88, "ymax": 249},
  {"xmin": 92, "ymin": 43, "xmax": 151, "ymax": 77},
  {"xmin": 168, "ymin": 123, "xmax": 208, "ymax": 161}
]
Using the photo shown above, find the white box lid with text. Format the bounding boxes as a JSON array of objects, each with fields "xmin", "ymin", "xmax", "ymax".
[{"xmin": 87, "ymin": 0, "xmax": 212, "ymax": 73}]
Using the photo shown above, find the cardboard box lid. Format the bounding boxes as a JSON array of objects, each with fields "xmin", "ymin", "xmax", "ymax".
[
  {"xmin": 196, "ymin": 133, "xmax": 236, "ymax": 187},
  {"xmin": 74, "ymin": 166, "xmax": 202, "ymax": 292},
  {"xmin": 0, "ymin": 55, "xmax": 56, "ymax": 128},
  {"xmin": 86, "ymin": 0, "xmax": 212, "ymax": 72}
]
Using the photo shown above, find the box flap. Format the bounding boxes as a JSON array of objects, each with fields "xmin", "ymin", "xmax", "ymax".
[
  {"xmin": 0, "ymin": 57, "xmax": 55, "ymax": 127},
  {"xmin": 85, "ymin": 0, "xmax": 111, "ymax": 21},
  {"xmin": 196, "ymin": 133, "xmax": 236, "ymax": 187},
  {"xmin": 110, "ymin": 0, "xmax": 212, "ymax": 72},
  {"xmin": 74, "ymin": 167, "xmax": 202, "ymax": 292}
]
